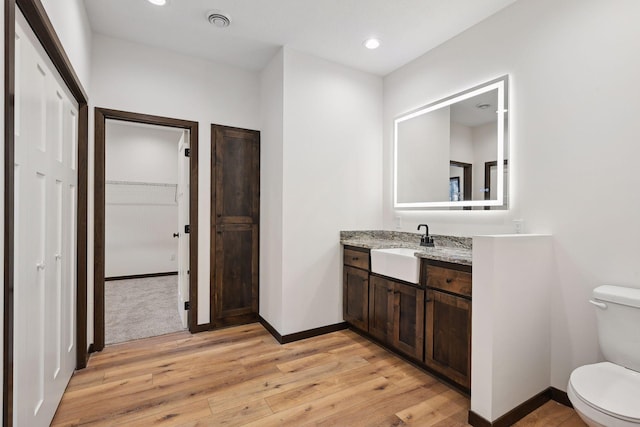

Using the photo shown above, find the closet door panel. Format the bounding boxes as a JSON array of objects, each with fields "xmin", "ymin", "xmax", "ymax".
[
  {"xmin": 213, "ymin": 126, "xmax": 259, "ymax": 224},
  {"xmin": 211, "ymin": 125, "xmax": 260, "ymax": 326},
  {"xmin": 213, "ymin": 224, "xmax": 258, "ymax": 319}
]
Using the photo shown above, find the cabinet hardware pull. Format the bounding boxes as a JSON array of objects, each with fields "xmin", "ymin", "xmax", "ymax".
[
  {"xmin": 352, "ymin": 257, "xmax": 359, "ymax": 261},
  {"xmin": 446, "ymin": 278, "xmax": 453, "ymax": 283}
]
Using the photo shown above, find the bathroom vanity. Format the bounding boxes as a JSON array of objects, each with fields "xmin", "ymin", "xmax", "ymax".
[{"xmin": 341, "ymin": 231, "xmax": 472, "ymax": 391}]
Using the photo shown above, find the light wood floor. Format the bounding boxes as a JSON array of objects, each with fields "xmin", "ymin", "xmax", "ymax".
[{"xmin": 52, "ymin": 323, "xmax": 585, "ymax": 426}]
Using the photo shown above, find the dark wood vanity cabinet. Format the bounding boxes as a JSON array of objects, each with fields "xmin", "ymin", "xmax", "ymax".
[
  {"xmin": 368, "ymin": 274, "xmax": 425, "ymax": 360},
  {"xmin": 343, "ymin": 266, "xmax": 369, "ymax": 331},
  {"xmin": 342, "ymin": 245, "xmax": 471, "ymax": 391},
  {"xmin": 392, "ymin": 280, "xmax": 425, "ymax": 360},
  {"xmin": 343, "ymin": 247, "xmax": 370, "ymax": 331},
  {"xmin": 368, "ymin": 274, "xmax": 392, "ymax": 342},
  {"xmin": 423, "ymin": 262, "xmax": 472, "ymax": 389}
]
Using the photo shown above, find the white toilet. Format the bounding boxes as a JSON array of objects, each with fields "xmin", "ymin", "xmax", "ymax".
[{"xmin": 568, "ymin": 285, "xmax": 640, "ymax": 427}]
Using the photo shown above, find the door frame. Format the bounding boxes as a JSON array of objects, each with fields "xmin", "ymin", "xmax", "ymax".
[
  {"xmin": 449, "ymin": 160, "xmax": 472, "ymax": 206},
  {"xmin": 4, "ymin": 0, "xmax": 89, "ymax": 425},
  {"xmin": 484, "ymin": 159, "xmax": 508, "ymax": 210},
  {"xmin": 93, "ymin": 108, "xmax": 199, "ymax": 351}
]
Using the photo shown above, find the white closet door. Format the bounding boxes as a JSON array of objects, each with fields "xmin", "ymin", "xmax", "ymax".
[
  {"xmin": 177, "ymin": 131, "xmax": 190, "ymax": 328},
  {"xmin": 14, "ymin": 11, "xmax": 78, "ymax": 427}
]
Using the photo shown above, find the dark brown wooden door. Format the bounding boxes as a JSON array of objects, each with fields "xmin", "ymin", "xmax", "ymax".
[
  {"xmin": 213, "ymin": 224, "xmax": 258, "ymax": 321},
  {"xmin": 392, "ymin": 283, "xmax": 425, "ymax": 360},
  {"xmin": 213, "ymin": 125, "xmax": 259, "ymax": 223},
  {"xmin": 425, "ymin": 289, "xmax": 472, "ymax": 389},
  {"xmin": 368, "ymin": 275, "xmax": 393, "ymax": 343},
  {"xmin": 343, "ymin": 266, "xmax": 369, "ymax": 331},
  {"xmin": 212, "ymin": 125, "xmax": 259, "ymax": 326}
]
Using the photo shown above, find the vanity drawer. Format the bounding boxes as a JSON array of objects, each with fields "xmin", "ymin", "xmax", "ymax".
[
  {"xmin": 427, "ymin": 266, "xmax": 472, "ymax": 297},
  {"xmin": 344, "ymin": 247, "xmax": 370, "ymax": 271}
]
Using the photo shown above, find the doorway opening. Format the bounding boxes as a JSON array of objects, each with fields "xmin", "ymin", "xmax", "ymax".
[
  {"xmin": 94, "ymin": 108, "xmax": 198, "ymax": 351},
  {"xmin": 104, "ymin": 121, "xmax": 188, "ymax": 344}
]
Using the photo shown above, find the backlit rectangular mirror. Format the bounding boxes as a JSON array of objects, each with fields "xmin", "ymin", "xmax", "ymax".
[{"xmin": 394, "ymin": 75, "xmax": 509, "ymax": 210}]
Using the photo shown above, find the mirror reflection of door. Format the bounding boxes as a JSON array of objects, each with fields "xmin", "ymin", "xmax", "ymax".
[
  {"xmin": 484, "ymin": 160, "xmax": 508, "ymax": 210},
  {"xmin": 449, "ymin": 161, "xmax": 472, "ymax": 209},
  {"xmin": 104, "ymin": 120, "xmax": 188, "ymax": 344}
]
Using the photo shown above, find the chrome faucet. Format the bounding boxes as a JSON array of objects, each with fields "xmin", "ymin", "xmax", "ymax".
[{"xmin": 417, "ymin": 224, "xmax": 435, "ymax": 247}]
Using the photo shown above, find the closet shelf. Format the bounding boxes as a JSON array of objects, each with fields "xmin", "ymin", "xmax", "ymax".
[{"xmin": 106, "ymin": 180, "xmax": 179, "ymax": 206}]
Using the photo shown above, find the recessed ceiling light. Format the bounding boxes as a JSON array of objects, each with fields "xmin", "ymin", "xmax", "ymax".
[
  {"xmin": 364, "ymin": 38, "xmax": 381, "ymax": 50},
  {"xmin": 147, "ymin": 0, "xmax": 166, "ymax": 5}
]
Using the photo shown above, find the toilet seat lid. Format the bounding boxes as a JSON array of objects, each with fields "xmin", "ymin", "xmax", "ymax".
[{"xmin": 570, "ymin": 362, "xmax": 640, "ymax": 422}]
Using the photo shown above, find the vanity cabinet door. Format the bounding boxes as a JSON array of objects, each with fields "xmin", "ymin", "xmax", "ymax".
[
  {"xmin": 368, "ymin": 275, "xmax": 424, "ymax": 358},
  {"xmin": 368, "ymin": 275, "xmax": 393, "ymax": 343},
  {"xmin": 392, "ymin": 283, "xmax": 425, "ymax": 360},
  {"xmin": 425, "ymin": 289, "xmax": 472, "ymax": 389},
  {"xmin": 343, "ymin": 266, "xmax": 369, "ymax": 331}
]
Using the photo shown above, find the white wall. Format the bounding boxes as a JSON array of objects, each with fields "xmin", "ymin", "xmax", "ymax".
[
  {"xmin": 384, "ymin": 0, "xmax": 640, "ymax": 394},
  {"xmin": 105, "ymin": 121, "xmax": 182, "ymax": 277},
  {"xmin": 279, "ymin": 48, "xmax": 383, "ymax": 335},
  {"xmin": 40, "ymin": 0, "xmax": 92, "ymax": 91},
  {"xmin": 472, "ymin": 235, "xmax": 553, "ymax": 421},
  {"xmin": 90, "ymin": 34, "xmax": 260, "ymax": 328},
  {"xmin": 259, "ymin": 50, "xmax": 285, "ymax": 332}
]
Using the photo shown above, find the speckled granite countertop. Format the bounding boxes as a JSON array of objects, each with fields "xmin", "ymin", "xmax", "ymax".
[{"xmin": 340, "ymin": 230, "xmax": 472, "ymax": 266}]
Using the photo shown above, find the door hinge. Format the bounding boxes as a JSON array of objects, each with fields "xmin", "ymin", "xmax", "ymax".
[
  {"xmin": 184, "ymin": 301, "xmax": 190, "ymax": 310},
  {"xmin": 184, "ymin": 224, "xmax": 190, "ymax": 234},
  {"xmin": 185, "ymin": 148, "xmax": 190, "ymax": 157}
]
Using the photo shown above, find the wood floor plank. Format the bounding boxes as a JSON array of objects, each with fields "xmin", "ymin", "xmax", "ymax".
[
  {"xmin": 102, "ymin": 337, "xmax": 266, "ymax": 382},
  {"xmin": 242, "ymin": 376, "xmax": 392, "ymax": 427},
  {"xmin": 264, "ymin": 358, "xmax": 391, "ymax": 413},
  {"xmin": 52, "ymin": 374, "xmax": 155, "ymax": 424},
  {"xmin": 314, "ymin": 381, "xmax": 451, "ymax": 426},
  {"xmin": 207, "ymin": 355, "xmax": 370, "ymax": 413},
  {"xmin": 558, "ymin": 414, "xmax": 588, "ymax": 427},
  {"xmin": 203, "ymin": 398, "xmax": 273, "ymax": 426},
  {"xmin": 61, "ymin": 367, "xmax": 105, "ymax": 392},
  {"xmin": 123, "ymin": 399, "xmax": 213, "ymax": 427},
  {"xmin": 52, "ymin": 323, "xmax": 584, "ymax": 427},
  {"xmin": 396, "ymin": 389, "xmax": 468, "ymax": 425},
  {"xmin": 513, "ymin": 401, "xmax": 586, "ymax": 427}
]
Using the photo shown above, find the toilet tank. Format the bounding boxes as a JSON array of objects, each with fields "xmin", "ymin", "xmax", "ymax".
[{"xmin": 592, "ymin": 285, "xmax": 640, "ymax": 372}]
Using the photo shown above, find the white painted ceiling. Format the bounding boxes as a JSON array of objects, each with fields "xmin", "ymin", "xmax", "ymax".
[
  {"xmin": 452, "ymin": 90, "xmax": 499, "ymax": 127},
  {"xmin": 83, "ymin": 0, "xmax": 517, "ymax": 76}
]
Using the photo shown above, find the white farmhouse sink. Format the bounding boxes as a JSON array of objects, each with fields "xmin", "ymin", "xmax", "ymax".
[{"xmin": 370, "ymin": 248, "xmax": 420, "ymax": 284}]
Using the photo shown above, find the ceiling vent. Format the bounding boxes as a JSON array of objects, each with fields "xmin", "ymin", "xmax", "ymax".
[{"xmin": 207, "ymin": 10, "xmax": 232, "ymax": 28}]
